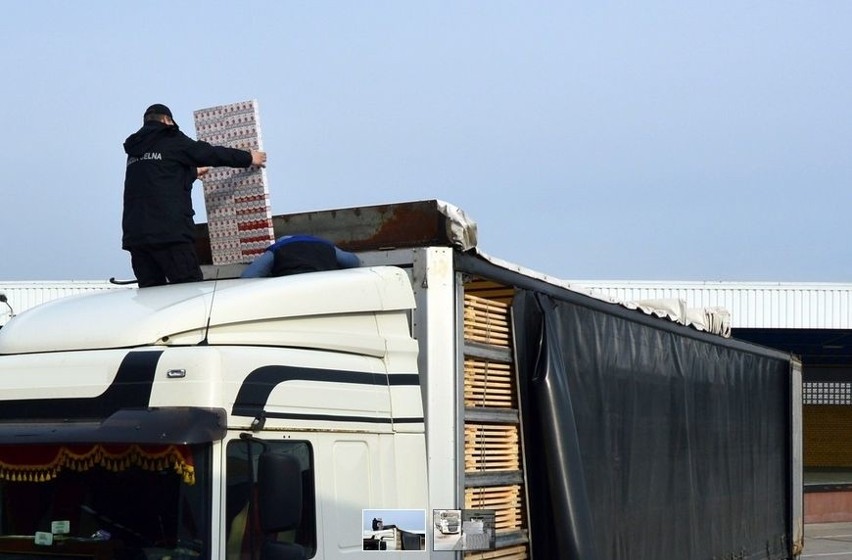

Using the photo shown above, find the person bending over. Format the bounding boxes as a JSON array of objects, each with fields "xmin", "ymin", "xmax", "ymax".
[{"xmin": 241, "ymin": 235, "xmax": 360, "ymax": 278}]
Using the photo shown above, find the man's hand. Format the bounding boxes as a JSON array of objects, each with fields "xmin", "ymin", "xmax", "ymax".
[
  {"xmin": 251, "ymin": 150, "xmax": 267, "ymax": 168},
  {"xmin": 196, "ymin": 167, "xmax": 211, "ymax": 178}
]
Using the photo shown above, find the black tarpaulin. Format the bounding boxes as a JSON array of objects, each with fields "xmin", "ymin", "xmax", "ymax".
[{"xmin": 514, "ymin": 291, "xmax": 792, "ymax": 560}]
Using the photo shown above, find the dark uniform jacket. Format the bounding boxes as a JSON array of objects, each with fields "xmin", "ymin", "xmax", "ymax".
[{"xmin": 122, "ymin": 121, "xmax": 252, "ymax": 249}]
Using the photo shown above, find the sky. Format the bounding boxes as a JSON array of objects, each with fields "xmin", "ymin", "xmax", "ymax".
[
  {"xmin": 362, "ymin": 509, "xmax": 426, "ymax": 532},
  {"xmin": 1, "ymin": 2, "xmax": 851, "ymax": 282}
]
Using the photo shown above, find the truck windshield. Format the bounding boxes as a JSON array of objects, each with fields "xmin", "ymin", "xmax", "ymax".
[{"xmin": 0, "ymin": 443, "xmax": 210, "ymax": 560}]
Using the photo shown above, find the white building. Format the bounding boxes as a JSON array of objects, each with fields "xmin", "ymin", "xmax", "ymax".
[{"xmin": 0, "ymin": 281, "xmax": 128, "ymax": 327}]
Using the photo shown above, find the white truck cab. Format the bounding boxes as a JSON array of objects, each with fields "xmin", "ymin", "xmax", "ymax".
[{"xmin": 0, "ymin": 267, "xmax": 427, "ymax": 560}]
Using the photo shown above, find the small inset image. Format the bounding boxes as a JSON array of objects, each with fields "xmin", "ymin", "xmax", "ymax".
[
  {"xmin": 432, "ymin": 509, "xmax": 462, "ymax": 551},
  {"xmin": 362, "ymin": 509, "xmax": 426, "ymax": 551},
  {"xmin": 432, "ymin": 508, "xmax": 496, "ymax": 551},
  {"xmin": 461, "ymin": 509, "xmax": 496, "ymax": 551}
]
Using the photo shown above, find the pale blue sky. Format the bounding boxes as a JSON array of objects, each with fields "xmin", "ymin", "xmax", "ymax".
[
  {"xmin": 363, "ymin": 509, "xmax": 425, "ymax": 532},
  {"xmin": 2, "ymin": 2, "xmax": 850, "ymax": 281}
]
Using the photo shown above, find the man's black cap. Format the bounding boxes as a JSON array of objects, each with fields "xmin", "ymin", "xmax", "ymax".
[{"xmin": 143, "ymin": 103, "xmax": 176, "ymax": 125}]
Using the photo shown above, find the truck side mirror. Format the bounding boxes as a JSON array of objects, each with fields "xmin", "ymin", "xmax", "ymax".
[{"xmin": 257, "ymin": 452, "xmax": 305, "ymax": 560}]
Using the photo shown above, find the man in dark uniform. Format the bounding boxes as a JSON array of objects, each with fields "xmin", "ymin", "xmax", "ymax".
[{"xmin": 122, "ymin": 103, "xmax": 267, "ymax": 287}]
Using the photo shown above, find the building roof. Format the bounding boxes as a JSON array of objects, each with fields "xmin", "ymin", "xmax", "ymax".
[{"xmin": 569, "ymin": 280, "xmax": 852, "ymax": 330}]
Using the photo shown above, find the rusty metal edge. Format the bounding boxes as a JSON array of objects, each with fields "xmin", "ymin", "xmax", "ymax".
[{"xmin": 195, "ymin": 199, "xmax": 456, "ymax": 265}]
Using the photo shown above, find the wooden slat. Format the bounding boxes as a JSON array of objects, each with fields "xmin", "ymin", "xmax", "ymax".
[
  {"xmin": 465, "ymin": 424, "xmax": 520, "ymax": 472},
  {"xmin": 464, "ymin": 359, "xmax": 516, "ymax": 408},
  {"xmin": 462, "ymin": 282, "xmax": 528, "ymax": 560},
  {"xmin": 465, "ymin": 485, "xmax": 524, "ymax": 531},
  {"xmin": 465, "ymin": 544, "xmax": 529, "ymax": 560},
  {"xmin": 463, "ymin": 278, "xmax": 516, "ymax": 306},
  {"xmin": 464, "ymin": 294, "xmax": 511, "ymax": 347},
  {"xmin": 465, "ymin": 307, "xmax": 509, "ymax": 319}
]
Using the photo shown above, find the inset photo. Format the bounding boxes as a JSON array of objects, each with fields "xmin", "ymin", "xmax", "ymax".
[
  {"xmin": 461, "ymin": 509, "xmax": 496, "ymax": 551},
  {"xmin": 362, "ymin": 509, "xmax": 426, "ymax": 551},
  {"xmin": 432, "ymin": 509, "xmax": 462, "ymax": 551}
]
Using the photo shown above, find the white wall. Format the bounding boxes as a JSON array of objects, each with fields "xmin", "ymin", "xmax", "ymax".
[{"xmin": 0, "ymin": 281, "xmax": 128, "ymax": 327}]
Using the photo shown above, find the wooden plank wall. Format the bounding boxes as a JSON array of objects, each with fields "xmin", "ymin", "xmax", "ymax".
[{"xmin": 463, "ymin": 279, "xmax": 529, "ymax": 560}]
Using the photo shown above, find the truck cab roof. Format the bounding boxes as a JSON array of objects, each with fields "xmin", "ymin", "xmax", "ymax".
[{"xmin": 0, "ymin": 267, "xmax": 415, "ymax": 355}]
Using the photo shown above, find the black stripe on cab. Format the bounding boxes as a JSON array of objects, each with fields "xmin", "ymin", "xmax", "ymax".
[
  {"xmin": 0, "ymin": 351, "xmax": 162, "ymax": 422},
  {"xmin": 232, "ymin": 365, "xmax": 420, "ymax": 419},
  {"xmin": 260, "ymin": 412, "xmax": 424, "ymax": 424}
]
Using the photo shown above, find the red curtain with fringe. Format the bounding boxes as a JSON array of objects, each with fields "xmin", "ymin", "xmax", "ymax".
[{"xmin": 0, "ymin": 444, "xmax": 195, "ymax": 484}]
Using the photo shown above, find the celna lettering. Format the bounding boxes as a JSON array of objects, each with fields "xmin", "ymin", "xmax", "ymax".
[{"xmin": 126, "ymin": 152, "xmax": 163, "ymax": 166}]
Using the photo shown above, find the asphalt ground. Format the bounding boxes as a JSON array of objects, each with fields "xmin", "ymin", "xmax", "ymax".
[{"xmin": 804, "ymin": 522, "xmax": 852, "ymax": 558}]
